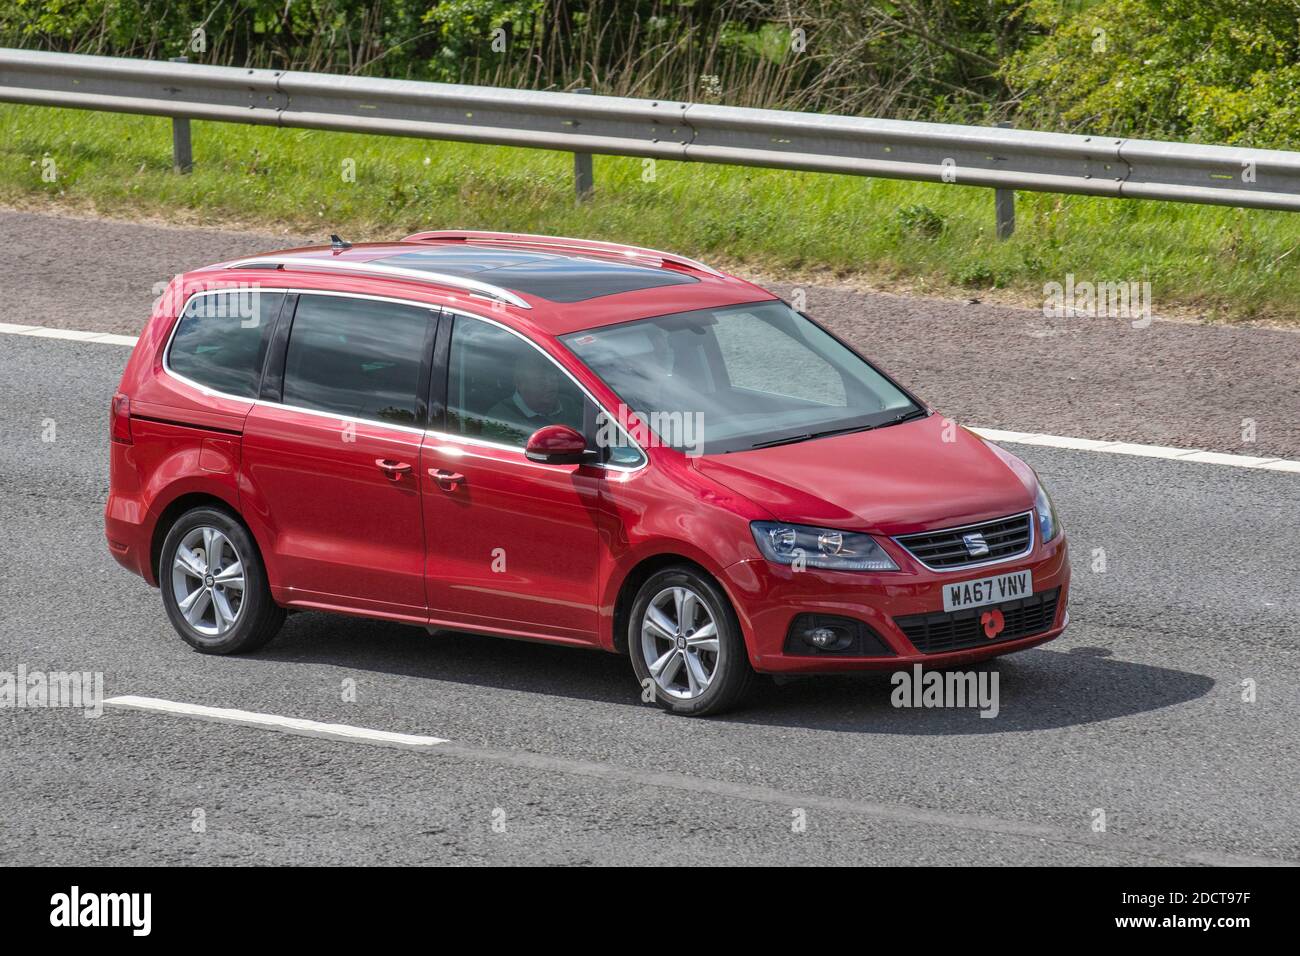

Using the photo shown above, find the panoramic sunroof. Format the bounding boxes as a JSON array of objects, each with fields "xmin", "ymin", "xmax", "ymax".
[{"xmin": 375, "ymin": 248, "xmax": 698, "ymax": 302}]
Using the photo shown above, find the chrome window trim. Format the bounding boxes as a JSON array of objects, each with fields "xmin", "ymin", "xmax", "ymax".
[
  {"xmin": 161, "ymin": 287, "xmax": 647, "ymax": 472},
  {"xmin": 161, "ymin": 287, "xmax": 291, "ymax": 408},
  {"xmin": 225, "ymin": 255, "xmax": 532, "ymax": 309},
  {"xmin": 892, "ymin": 510, "xmax": 1036, "ymax": 574}
]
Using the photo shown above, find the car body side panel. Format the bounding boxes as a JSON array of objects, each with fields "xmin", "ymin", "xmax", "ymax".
[{"xmin": 240, "ymin": 403, "xmax": 428, "ymax": 616}]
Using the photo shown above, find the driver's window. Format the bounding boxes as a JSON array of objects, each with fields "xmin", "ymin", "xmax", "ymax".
[{"xmin": 446, "ymin": 315, "xmax": 587, "ymax": 448}]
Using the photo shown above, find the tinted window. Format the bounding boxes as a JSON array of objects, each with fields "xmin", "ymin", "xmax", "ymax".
[
  {"xmin": 446, "ymin": 316, "xmax": 588, "ymax": 448},
  {"xmin": 282, "ymin": 295, "xmax": 432, "ymax": 425},
  {"xmin": 168, "ymin": 291, "xmax": 283, "ymax": 398}
]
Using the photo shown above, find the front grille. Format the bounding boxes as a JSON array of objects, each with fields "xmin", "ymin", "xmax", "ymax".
[
  {"xmin": 895, "ymin": 512, "xmax": 1033, "ymax": 570},
  {"xmin": 895, "ymin": 588, "xmax": 1059, "ymax": 654}
]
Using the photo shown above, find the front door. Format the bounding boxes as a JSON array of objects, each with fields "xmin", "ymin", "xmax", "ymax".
[{"xmin": 420, "ymin": 313, "xmax": 606, "ymax": 641}]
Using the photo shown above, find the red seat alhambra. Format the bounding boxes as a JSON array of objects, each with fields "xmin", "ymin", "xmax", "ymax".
[{"xmin": 106, "ymin": 230, "xmax": 1069, "ymax": 715}]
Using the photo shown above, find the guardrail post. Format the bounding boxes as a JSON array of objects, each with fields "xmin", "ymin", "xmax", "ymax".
[
  {"xmin": 170, "ymin": 56, "xmax": 193, "ymax": 174},
  {"xmin": 574, "ymin": 87, "xmax": 593, "ymax": 201},
  {"xmin": 994, "ymin": 121, "xmax": 1014, "ymax": 239}
]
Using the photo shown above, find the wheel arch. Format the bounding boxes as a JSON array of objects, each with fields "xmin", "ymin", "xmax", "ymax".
[
  {"xmin": 148, "ymin": 492, "xmax": 265, "ymax": 587},
  {"xmin": 610, "ymin": 552, "xmax": 744, "ymax": 657}
]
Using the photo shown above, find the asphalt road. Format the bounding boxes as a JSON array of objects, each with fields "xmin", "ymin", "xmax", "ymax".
[{"xmin": 2, "ymin": 327, "xmax": 1298, "ymax": 865}]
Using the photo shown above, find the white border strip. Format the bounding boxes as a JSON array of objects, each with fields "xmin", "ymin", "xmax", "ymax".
[
  {"xmin": 970, "ymin": 427, "xmax": 1300, "ymax": 473},
  {"xmin": 2, "ymin": 321, "xmax": 1296, "ymax": 473},
  {"xmin": 105, "ymin": 695, "xmax": 448, "ymax": 750},
  {"xmin": 0, "ymin": 321, "xmax": 139, "ymax": 346}
]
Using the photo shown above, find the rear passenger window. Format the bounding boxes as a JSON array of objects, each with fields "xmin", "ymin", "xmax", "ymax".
[
  {"xmin": 168, "ymin": 291, "xmax": 283, "ymax": 399},
  {"xmin": 282, "ymin": 295, "xmax": 432, "ymax": 426}
]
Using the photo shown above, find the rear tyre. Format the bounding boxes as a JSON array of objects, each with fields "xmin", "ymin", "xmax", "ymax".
[
  {"xmin": 159, "ymin": 507, "xmax": 284, "ymax": 654},
  {"xmin": 628, "ymin": 566, "xmax": 754, "ymax": 716}
]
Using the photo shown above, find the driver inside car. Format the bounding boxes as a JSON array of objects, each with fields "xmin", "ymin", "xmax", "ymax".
[{"xmin": 481, "ymin": 350, "xmax": 585, "ymax": 446}]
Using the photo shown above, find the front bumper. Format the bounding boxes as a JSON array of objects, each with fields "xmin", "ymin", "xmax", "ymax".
[{"xmin": 723, "ymin": 534, "xmax": 1070, "ymax": 674}]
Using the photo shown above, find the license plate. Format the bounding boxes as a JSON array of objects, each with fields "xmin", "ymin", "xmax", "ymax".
[{"xmin": 942, "ymin": 569, "xmax": 1033, "ymax": 612}]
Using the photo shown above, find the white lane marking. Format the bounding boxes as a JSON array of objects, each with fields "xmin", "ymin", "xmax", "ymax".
[
  {"xmin": 105, "ymin": 695, "xmax": 447, "ymax": 750},
  {"xmin": 100, "ymin": 693, "xmax": 1293, "ymax": 866},
  {"xmin": 2, "ymin": 322, "xmax": 1296, "ymax": 473},
  {"xmin": 969, "ymin": 427, "xmax": 1300, "ymax": 473},
  {"xmin": 0, "ymin": 322, "xmax": 140, "ymax": 346}
]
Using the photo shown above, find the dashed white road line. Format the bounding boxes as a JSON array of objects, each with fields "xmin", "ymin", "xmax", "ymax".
[
  {"xmin": 4, "ymin": 321, "xmax": 1298, "ymax": 473},
  {"xmin": 969, "ymin": 428, "xmax": 1300, "ymax": 473},
  {"xmin": 0, "ymin": 320, "xmax": 139, "ymax": 347},
  {"xmin": 102, "ymin": 692, "xmax": 1295, "ymax": 866},
  {"xmin": 104, "ymin": 695, "xmax": 448, "ymax": 750}
]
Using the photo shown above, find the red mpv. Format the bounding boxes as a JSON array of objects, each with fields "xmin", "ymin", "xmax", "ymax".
[{"xmin": 106, "ymin": 231, "xmax": 1069, "ymax": 715}]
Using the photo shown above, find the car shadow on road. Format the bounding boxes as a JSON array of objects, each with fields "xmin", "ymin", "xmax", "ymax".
[
  {"xmin": 730, "ymin": 646, "xmax": 1216, "ymax": 734},
  {"xmin": 258, "ymin": 613, "xmax": 1214, "ymax": 735}
]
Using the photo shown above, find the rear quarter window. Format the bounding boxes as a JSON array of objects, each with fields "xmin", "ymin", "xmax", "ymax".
[{"xmin": 167, "ymin": 291, "xmax": 284, "ymax": 399}]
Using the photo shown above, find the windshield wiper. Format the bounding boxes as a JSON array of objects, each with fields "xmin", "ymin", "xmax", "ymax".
[
  {"xmin": 746, "ymin": 409, "xmax": 927, "ymax": 450},
  {"xmin": 876, "ymin": 407, "xmax": 928, "ymax": 428},
  {"xmin": 748, "ymin": 423, "xmax": 877, "ymax": 450}
]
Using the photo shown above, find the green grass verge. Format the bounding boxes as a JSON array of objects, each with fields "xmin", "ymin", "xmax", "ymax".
[{"xmin": 3, "ymin": 104, "xmax": 1299, "ymax": 325}]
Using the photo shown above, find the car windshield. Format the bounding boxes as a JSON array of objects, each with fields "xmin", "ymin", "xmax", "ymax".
[{"xmin": 561, "ymin": 300, "xmax": 922, "ymax": 455}]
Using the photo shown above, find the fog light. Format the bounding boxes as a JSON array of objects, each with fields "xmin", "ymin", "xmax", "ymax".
[
  {"xmin": 786, "ymin": 613, "xmax": 896, "ymax": 657},
  {"xmin": 802, "ymin": 625, "xmax": 852, "ymax": 651},
  {"xmin": 805, "ymin": 626, "xmax": 836, "ymax": 648}
]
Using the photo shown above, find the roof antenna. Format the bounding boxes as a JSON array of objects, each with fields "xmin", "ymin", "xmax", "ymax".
[{"xmin": 330, "ymin": 233, "xmax": 352, "ymax": 254}]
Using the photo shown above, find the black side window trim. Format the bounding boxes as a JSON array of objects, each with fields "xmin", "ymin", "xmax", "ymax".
[
  {"xmin": 427, "ymin": 310, "xmax": 450, "ymax": 433},
  {"xmin": 414, "ymin": 309, "xmax": 438, "ymax": 429},
  {"xmin": 258, "ymin": 292, "xmax": 297, "ymax": 404}
]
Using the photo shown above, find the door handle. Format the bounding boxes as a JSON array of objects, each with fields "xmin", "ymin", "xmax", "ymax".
[
  {"xmin": 430, "ymin": 468, "xmax": 465, "ymax": 491},
  {"xmin": 375, "ymin": 459, "xmax": 413, "ymax": 480}
]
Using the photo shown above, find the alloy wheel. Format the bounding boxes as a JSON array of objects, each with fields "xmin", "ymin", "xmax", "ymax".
[
  {"xmin": 640, "ymin": 585, "xmax": 720, "ymax": 699},
  {"xmin": 170, "ymin": 526, "xmax": 245, "ymax": 637}
]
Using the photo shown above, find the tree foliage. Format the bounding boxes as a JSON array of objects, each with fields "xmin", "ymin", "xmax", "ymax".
[{"xmin": 1, "ymin": 0, "xmax": 1294, "ymax": 145}]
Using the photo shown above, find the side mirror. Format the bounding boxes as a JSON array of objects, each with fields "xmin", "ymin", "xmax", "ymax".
[{"xmin": 524, "ymin": 424, "xmax": 589, "ymax": 465}]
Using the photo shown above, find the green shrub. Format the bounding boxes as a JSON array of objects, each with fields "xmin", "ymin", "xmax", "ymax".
[
  {"xmin": 1005, "ymin": 0, "xmax": 1300, "ymax": 148},
  {"xmin": 897, "ymin": 203, "xmax": 947, "ymax": 239}
]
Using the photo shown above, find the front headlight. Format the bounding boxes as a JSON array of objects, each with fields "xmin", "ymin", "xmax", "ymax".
[
  {"xmin": 751, "ymin": 521, "xmax": 899, "ymax": 571},
  {"xmin": 1034, "ymin": 478, "xmax": 1060, "ymax": 542}
]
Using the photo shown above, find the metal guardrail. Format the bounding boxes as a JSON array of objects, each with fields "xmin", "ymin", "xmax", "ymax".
[{"xmin": 3, "ymin": 47, "xmax": 1300, "ymax": 237}]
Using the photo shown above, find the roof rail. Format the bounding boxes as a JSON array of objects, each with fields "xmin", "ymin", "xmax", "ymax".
[
  {"xmin": 402, "ymin": 230, "xmax": 725, "ymax": 277},
  {"xmin": 223, "ymin": 255, "xmax": 532, "ymax": 310}
]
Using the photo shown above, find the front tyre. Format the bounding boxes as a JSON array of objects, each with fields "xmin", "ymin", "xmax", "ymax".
[
  {"xmin": 160, "ymin": 507, "xmax": 285, "ymax": 654},
  {"xmin": 628, "ymin": 566, "xmax": 754, "ymax": 716}
]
